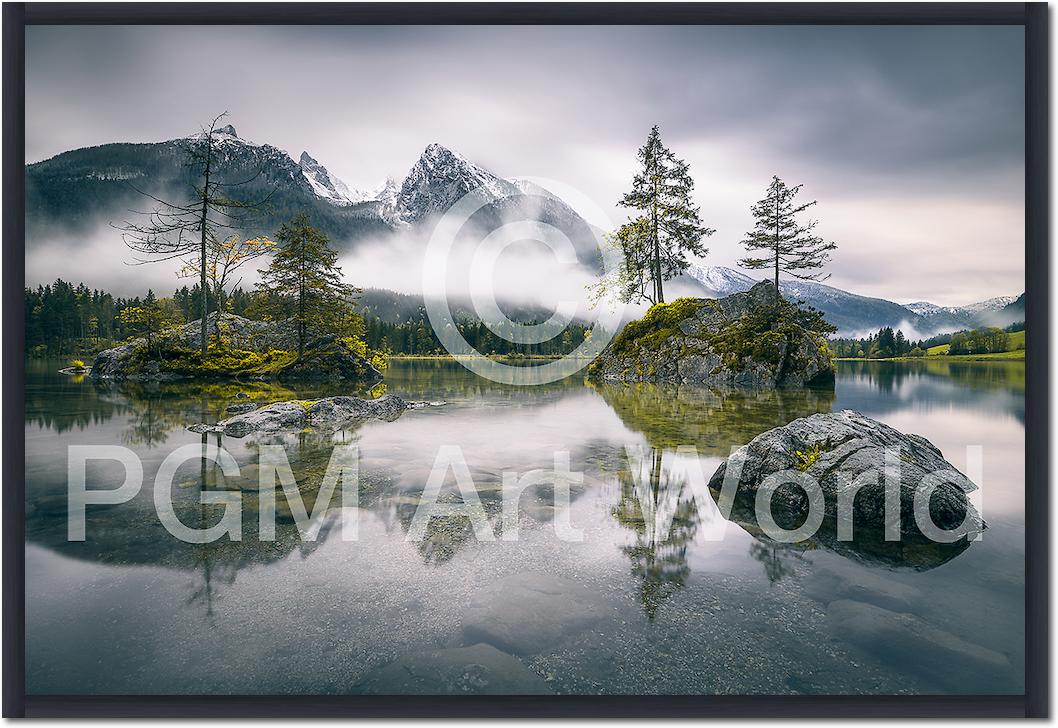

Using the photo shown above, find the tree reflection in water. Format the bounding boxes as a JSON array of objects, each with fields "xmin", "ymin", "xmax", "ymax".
[
  {"xmin": 613, "ymin": 447, "xmax": 699, "ymax": 620},
  {"xmin": 747, "ymin": 541, "xmax": 808, "ymax": 585},
  {"xmin": 597, "ymin": 379, "xmax": 835, "ymax": 613}
]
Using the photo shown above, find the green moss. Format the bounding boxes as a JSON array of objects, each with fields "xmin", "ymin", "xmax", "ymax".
[
  {"xmin": 155, "ymin": 345, "xmax": 299, "ymax": 378},
  {"xmin": 588, "ymin": 292, "xmax": 837, "ymax": 382},
  {"xmin": 588, "ymin": 298, "xmax": 705, "ymax": 376},
  {"xmin": 699, "ymin": 299, "xmax": 835, "ymax": 375}
]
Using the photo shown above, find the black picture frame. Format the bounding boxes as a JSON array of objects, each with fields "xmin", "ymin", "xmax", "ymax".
[{"xmin": 2, "ymin": 2, "xmax": 1048, "ymax": 718}]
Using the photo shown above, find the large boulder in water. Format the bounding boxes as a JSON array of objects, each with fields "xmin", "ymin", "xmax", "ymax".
[
  {"xmin": 587, "ymin": 282, "xmax": 833, "ymax": 388},
  {"xmin": 89, "ymin": 312, "xmax": 381, "ymax": 383},
  {"xmin": 708, "ymin": 410, "xmax": 984, "ymax": 549}
]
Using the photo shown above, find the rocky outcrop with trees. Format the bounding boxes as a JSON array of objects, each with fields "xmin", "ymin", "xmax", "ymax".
[
  {"xmin": 89, "ymin": 312, "xmax": 382, "ymax": 383},
  {"xmin": 588, "ymin": 282, "xmax": 834, "ymax": 387}
]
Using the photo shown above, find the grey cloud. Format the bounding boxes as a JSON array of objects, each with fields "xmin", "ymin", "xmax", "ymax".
[{"xmin": 25, "ymin": 25, "xmax": 1024, "ymax": 305}]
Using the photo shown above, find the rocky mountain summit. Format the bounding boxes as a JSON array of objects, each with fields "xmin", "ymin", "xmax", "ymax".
[{"xmin": 588, "ymin": 282, "xmax": 834, "ymax": 388}]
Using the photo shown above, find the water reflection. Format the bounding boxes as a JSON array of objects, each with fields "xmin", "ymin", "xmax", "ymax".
[
  {"xmin": 591, "ymin": 380, "xmax": 835, "ymax": 454},
  {"xmin": 836, "ymin": 360, "xmax": 1024, "ymax": 424},
  {"xmin": 613, "ymin": 447, "xmax": 700, "ymax": 619},
  {"xmin": 748, "ymin": 541, "xmax": 807, "ymax": 585},
  {"xmin": 23, "ymin": 358, "xmax": 1026, "ymax": 695}
]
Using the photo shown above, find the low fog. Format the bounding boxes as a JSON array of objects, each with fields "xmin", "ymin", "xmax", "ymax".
[{"xmin": 25, "ymin": 218, "xmax": 655, "ymax": 328}]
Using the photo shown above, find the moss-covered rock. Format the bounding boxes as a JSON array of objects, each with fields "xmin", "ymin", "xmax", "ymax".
[
  {"xmin": 588, "ymin": 281, "xmax": 835, "ymax": 388},
  {"xmin": 89, "ymin": 312, "xmax": 382, "ymax": 383}
]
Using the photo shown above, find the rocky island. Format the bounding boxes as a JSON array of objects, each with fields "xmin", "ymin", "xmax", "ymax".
[
  {"xmin": 588, "ymin": 282, "xmax": 834, "ymax": 388},
  {"xmin": 88, "ymin": 312, "xmax": 382, "ymax": 383}
]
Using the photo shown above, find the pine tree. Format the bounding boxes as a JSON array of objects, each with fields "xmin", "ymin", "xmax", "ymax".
[
  {"xmin": 616, "ymin": 126, "xmax": 713, "ymax": 305},
  {"xmin": 255, "ymin": 213, "xmax": 360, "ymax": 363},
  {"xmin": 738, "ymin": 176, "xmax": 837, "ymax": 308}
]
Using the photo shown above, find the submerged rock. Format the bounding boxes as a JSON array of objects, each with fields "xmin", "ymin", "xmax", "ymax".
[
  {"xmin": 355, "ymin": 643, "xmax": 550, "ymax": 695},
  {"xmin": 89, "ymin": 312, "xmax": 381, "ymax": 383},
  {"xmin": 462, "ymin": 572, "xmax": 607, "ymax": 655},
  {"xmin": 708, "ymin": 410, "xmax": 984, "ymax": 549},
  {"xmin": 802, "ymin": 562, "xmax": 923, "ymax": 612},
  {"xmin": 826, "ymin": 600, "xmax": 1010, "ymax": 692},
  {"xmin": 191, "ymin": 394, "xmax": 408, "ymax": 437},
  {"xmin": 588, "ymin": 281, "xmax": 834, "ymax": 388}
]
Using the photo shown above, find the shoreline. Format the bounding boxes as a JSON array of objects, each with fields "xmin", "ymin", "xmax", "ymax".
[{"xmin": 835, "ymin": 352, "xmax": 1025, "ymax": 363}]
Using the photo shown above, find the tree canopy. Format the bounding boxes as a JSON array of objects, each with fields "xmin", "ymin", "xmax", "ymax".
[
  {"xmin": 739, "ymin": 176, "xmax": 836, "ymax": 307},
  {"xmin": 254, "ymin": 212, "xmax": 360, "ymax": 362},
  {"xmin": 613, "ymin": 125, "xmax": 713, "ymax": 305}
]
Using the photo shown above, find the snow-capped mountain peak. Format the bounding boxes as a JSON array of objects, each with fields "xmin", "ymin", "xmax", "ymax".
[
  {"xmin": 959, "ymin": 295, "xmax": 1019, "ymax": 316},
  {"xmin": 904, "ymin": 301, "xmax": 946, "ymax": 316},
  {"xmin": 369, "ymin": 176, "xmax": 400, "ymax": 204},
  {"xmin": 907, "ymin": 295, "xmax": 1017, "ymax": 317},
  {"xmin": 396, "ymin": 143, "xmax": 519, "ymax": 223},
  {"xmin": 684, "ymin": 264, "xmax": 758, "ymax": 296},
  {"xmin": 298, "ymin": 151, "xmax": 369, "ymax": 206},
  {"xmin": 187, "ymin": 123, "xmax": 256, "ymax": 147}
]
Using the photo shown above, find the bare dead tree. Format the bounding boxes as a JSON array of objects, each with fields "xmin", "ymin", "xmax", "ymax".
[{"xmin": 116, "ymin": 112, "xmax": 272, "ymax": 354}]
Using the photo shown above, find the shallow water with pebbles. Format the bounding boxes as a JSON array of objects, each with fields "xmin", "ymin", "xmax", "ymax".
[{"xmin": 24, "ymin": 358, "xmax": 1024, "ymax": 695}]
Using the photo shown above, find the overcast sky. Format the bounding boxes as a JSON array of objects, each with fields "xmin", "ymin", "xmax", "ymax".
[{"xmin": 26, "ymin": 25, "xmax": 1024, "ymax": 305}]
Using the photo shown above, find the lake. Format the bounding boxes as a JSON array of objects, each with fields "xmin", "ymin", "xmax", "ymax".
[{"xmin": 24, "ymin": 358, "xmax": 1025, "ymax": 695}]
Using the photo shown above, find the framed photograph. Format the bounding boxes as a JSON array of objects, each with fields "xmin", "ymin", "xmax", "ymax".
[{"xmin": 3, "ymin": 2, "xmax": 1048, "ymax": 718}]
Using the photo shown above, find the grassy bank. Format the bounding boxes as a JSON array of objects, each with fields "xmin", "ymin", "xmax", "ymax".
[
  {"xmin": 837, "ymin": 330, "xmax": 1025, "ymax": 363},
  {"xmin": 836, "ymin": 351, "xmax": 1024, "ymax": 363}
]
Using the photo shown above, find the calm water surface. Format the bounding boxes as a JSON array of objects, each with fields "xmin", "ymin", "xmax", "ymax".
[{"xmin": 24, "ymin": 359, "xmax": 1025, "ymax": 695}]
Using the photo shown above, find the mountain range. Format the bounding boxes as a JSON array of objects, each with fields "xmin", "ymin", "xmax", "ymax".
[
  {"xmin": 681, "ymin": 265, "xmax": 1023, "ymax": 338},
  {"xmin": 26, "ymin": 126, "xmax": 599, "ymax": 261},
  {"xmin": 26, "ymin": 127, "xmax": 1022, "ymax": 338}
]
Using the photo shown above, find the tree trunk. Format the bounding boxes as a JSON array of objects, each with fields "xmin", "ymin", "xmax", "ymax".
[
  {"xmin": 198, "ymin": 137, "xmax": 212, "ymax": 356},
  {"xmin": 297, "ymin": 249, "xmax": 305, "ymax": 364},
  {"xmin": 652, "ymin": 173, "xmax": 664, "ymax": 304},
  {"xmin": 213, "ymin": 288, "xmax": 223, "ymax": 347},
  {"xmin": 774, "ymin": 191, "xmax": 781, "ymax": 309}
]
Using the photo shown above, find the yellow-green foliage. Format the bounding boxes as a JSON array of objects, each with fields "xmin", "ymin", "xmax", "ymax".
[
  {"xmin": 793, "ymin": 442, "xmax": 825, "ymax": 471},
  {"xmin": 156, "ymin": 345, "xmax": 299, "ymax": 377},
  {"xmin": 69, "ymin": 359, "xmax": 86, "ymax": 369},
  {"xmin": 341, "ymin": 336, "xmax": 389, "ymax": 371},
  {"xmin": 369, "ymin": 351, "xmax": 389, "ymax": 371}
]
